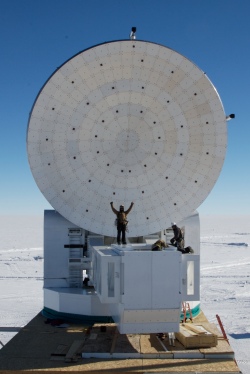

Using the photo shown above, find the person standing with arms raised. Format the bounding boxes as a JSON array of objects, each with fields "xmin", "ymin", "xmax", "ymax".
[{"xmin": 110, "ymin": 202, "xmax": 134, "ymax": 245}]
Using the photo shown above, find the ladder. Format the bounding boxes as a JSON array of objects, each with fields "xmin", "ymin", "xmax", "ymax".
[
  {"xmin": 181, "ymin": 302, "xmax": 193, "ymax": 323},
  {"xmin": 68, "ymin": 228, "xmax": 83, "ymax": 288}
]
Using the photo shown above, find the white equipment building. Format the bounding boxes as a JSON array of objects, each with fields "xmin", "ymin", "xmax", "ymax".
[{"xmin": 27, "ymin": 37, "xmax": 229, "ymax": 334}]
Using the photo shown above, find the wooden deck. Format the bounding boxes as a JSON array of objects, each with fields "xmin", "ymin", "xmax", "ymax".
[{"xmin": 0, "ymin": 311, "xmax": 241, "ymax": 373}]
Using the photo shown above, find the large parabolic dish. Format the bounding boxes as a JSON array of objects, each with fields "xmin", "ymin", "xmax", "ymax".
[{"xmin": 27, "ymin": 40, "xmax": 227, "ymax": 237}]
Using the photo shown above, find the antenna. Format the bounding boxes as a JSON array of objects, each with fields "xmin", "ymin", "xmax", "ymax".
[
  {"xmin": 27, "ymin": 40, "xmax": 227, "ymax": 237},
  {"xmin": 130, "ymin": 27, "xmax": 136, "ymax": 40},
  {"xmin": 226, "ymin": 114, "xmax": 235, "ymax": 121}
]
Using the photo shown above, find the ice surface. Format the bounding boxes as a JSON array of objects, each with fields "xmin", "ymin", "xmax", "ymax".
[
  {"xmin": 0, "ymin": 214, "xmax": 249, "ymax": 373},
  {"xmin": 200, "ymin": 214, "xmax": 250, "ymax": 374}
]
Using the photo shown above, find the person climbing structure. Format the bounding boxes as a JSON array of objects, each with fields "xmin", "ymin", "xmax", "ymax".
[{"xmin": 170, "ymin": 222, "xmax": 184, "ymax": 250}]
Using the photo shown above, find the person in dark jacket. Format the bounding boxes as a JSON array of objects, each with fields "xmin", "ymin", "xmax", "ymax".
[
  {"xmin": 110, "ymin": 202, "xmax": 134, "ymax": 244},
  {"xmin": 170, "ymin": 222, "xmax": 184, "ymax": 250},
  {"xmin": 151, "ymin": 239, "xmax": 168, "ymax": 251}
]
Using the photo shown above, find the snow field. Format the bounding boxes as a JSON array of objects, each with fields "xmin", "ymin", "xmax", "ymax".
[{"xmin": 0, "ymin": 214, "xmax": 249, "ymax": 373}]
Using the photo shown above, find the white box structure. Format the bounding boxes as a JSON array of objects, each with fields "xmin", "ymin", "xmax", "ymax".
[{"xmin": 91, "ymin": 244, "xmax": 199, "ymax": 333}]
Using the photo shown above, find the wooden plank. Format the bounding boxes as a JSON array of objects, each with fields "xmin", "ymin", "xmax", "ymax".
[
  {"xmin": 182, "ymin": 323, "xmax": 206, "ymax": 334},
  {"xmin": 110, "ymin": 329, "xmax": 119, "ymax": 353},
  {"xmin": 64, "ymin": 339, "xmax": 84, "ymax": 362},
  {"xmin": 50, "ymin": 343, "xmax": 69, "ymax": 360},
  {"xmin": 53, "ymin": 344, "xmax": 68, "ymax": 354},
  {"xmin": 179, "ymin": 325, "xmax": 197, "ymax": 336}
]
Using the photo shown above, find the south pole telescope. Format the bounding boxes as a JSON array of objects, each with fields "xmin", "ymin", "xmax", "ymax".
[{"xmin": 27, "ymin": 40, "xmax": 227, "ymax": 237}]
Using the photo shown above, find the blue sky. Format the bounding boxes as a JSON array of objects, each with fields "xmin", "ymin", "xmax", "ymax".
[{"xmin": 1, "ymin": 0, "xmax": 249, "ymax": 215}]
